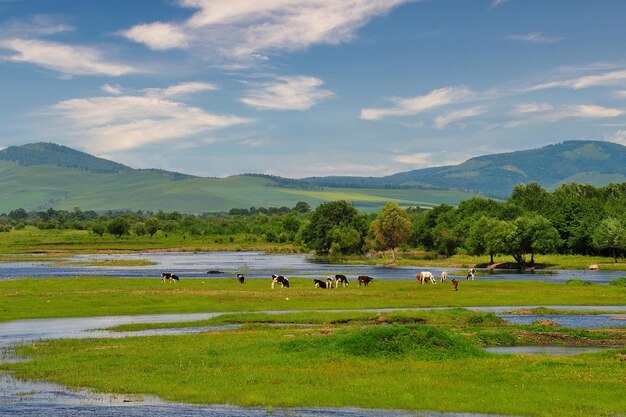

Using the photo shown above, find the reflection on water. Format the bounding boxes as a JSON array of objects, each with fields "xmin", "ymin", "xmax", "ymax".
[{"xmin": 0, "ymin": 251, "xmax": 623, "ymax": 284}]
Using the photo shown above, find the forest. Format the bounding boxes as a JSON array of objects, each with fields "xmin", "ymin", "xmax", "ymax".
[{"xmin": 1, "ymin": 181, "xmax": 625, "ymax": 268}]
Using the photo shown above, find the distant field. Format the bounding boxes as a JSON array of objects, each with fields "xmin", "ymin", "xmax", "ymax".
[{"xmin": 0, "ymin": 160, "xmax": 483, "ymax": 213}]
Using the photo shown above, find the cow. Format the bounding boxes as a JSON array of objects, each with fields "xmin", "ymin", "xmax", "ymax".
[
  {"xmin": 334, "ymin": 274, "xmax": 349, "ymax": 287},
  {"xmin": 326, "ymin": 277, "xmax": 334, "ymax": 289},
  {"xmin": 358, "ymin": 275, "xmax": 374, "ymax": 286},
  {"xmin": 161, "ymin": 272, "xmax": 179, "ymax": 283},
  {"xmin": 440, "ymin": 271, "xmax": 448, "ymax": 283},
  {"xmin": 416, "ymin": 271, "xmax": 436, "ymax": 284},
  {"xmin": 313, "ymin": 278, "xmax": 327, "ymax": 289},
  {"xmin": 237, "ymin": 273, "xmax": 245, "ymax": 284},
  {"xmin": 466, "ymin": 268, "xmax": 476, "ymax": 281},
  {"xmin": 271, "ymin": 274, "xmax": 290, "ymax": 288},
  {"xmin": 451, "ymin": 278, "xmax": 459, "ymax": 291}
]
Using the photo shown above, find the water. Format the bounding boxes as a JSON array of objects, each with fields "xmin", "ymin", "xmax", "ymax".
[
  {"xmin": 0, "ymin": 251, "xmax": 623, "ymax": 284},
  {"xmin": 483, "ymin": 346, "xmax": 616, "ymax": 355},
  {"xmin": 499, "ymin": 314, "xmax": 626, "ymax": 328}
]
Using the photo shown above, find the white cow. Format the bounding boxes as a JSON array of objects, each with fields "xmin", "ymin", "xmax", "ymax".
[
  {"xmin": 416, "ymin": 271, "xmax": 436, "ymax": 284},
  {"xmin": 440, "ymin": 271, "xmax": 448, "ymax": 283}
]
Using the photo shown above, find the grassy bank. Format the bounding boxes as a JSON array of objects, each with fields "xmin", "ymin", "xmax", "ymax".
[
  {"xmin": 3, "ymin": 317, "xmax": 625, "ymax": 417},
  {"xmin": 2, "ymin": 277, "xmax": 625, "ymax": 322}
]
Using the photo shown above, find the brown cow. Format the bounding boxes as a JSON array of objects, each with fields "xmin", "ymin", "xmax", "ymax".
[{"xmin": 358, "ymin": 275, "xmax": 374, "ymax": 286}]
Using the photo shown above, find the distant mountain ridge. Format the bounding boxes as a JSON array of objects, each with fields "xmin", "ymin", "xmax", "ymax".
[
  {"xmin": 258, "ymin": 140, "xmax": 626, "ymax": 198},
  {"xmin": 0, "ymin": 140, "xmax": 624, "ymax": 212}
]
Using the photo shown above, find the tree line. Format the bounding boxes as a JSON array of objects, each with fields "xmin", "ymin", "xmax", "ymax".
[{"xmin": 1, "ymin": 181, "xmax": 626, "ymax": 267}]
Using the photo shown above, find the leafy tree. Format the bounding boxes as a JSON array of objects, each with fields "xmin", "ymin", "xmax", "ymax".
[
  {"xmin": 506, "ymin": 214, "xmax": 560, "ymax": 268},
  {"xmin": 294, "ymin": 201, "xmax": 311, "ymax": 213},
  {"xmin": 509, "ymin": 182, "xmax": 554, "ymax": 216},
  {"xmin": 90, "ymin": 222, "xmax": 106, "ymax": 237},
  {"xmin": 592, "ymin": 217, "xmax": 626, "ymax": 262},
  {"xmin": 8, "ymin": 208, "xmax": 27, "ymax": 221},
  {"xmin": 107, "ymin": 217, "xmax": 131, "ymax": 238},
  {"xmin": 483, "ymin": 219, "xmax": 510, "ymax": 264},
  {"xmin": 329, "ymin": 226, "xmax": 363, "ymax": 256},
  {"xmin": 145, "ymin": 217, "xmax": 161, "ymax": 237},
  {"xmin": 432, "ymin": 223, "xmax": 459, "ymax": 257},
  {"xmin": 371, "ymin": 203, "xmax": 413, "ymax": 261},
  {"xmin": 302, "ymin": 200, "xmax": 366, "ymax": 254}
]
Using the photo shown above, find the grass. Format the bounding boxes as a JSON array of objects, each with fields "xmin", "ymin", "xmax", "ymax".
[
  {"xmin": 3, "ymin": 321, "xmax": 625, "ymax": 417},
  {"xmin": 2, "ymin": 277, "xmax": 626, "ymax": 322}
]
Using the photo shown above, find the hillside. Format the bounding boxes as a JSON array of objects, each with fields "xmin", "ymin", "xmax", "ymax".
[
  {"xmin": 0, "ymin": 143, "xmax": 476, "ymax": 213},
  {"xmin": 0, "ymin": 140, "xmax": 624, "ymax": 213},
  {"xmin": 279, "ymin": 140, "xmax": 626, "ymax": 198}
]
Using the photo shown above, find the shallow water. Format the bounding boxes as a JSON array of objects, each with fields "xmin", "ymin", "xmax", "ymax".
[
  {"xmin": 499, "ymin": 314, "xmax": 626, "ymax": 328},
  {"xmin": 483, "ymin": 346, "xmax": 616, "ymax": 355},
  {"xmin": 0, "ymin": 251, "xmax": 623, "ymax": 284}
]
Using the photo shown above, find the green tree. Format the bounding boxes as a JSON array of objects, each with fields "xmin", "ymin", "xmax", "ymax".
[
  {"xmin": 592, "ymin": 217, "xmax": 626, "ymax": 262},
  {"xmin": 483, "ymin": 219, "xmax": 510, "ymax": 265},
  {"xmin": 329, "ymin": 226, "xmax": 363, "ymax": 256},
  {"xmin": 302, "ymin": 200, "xmax": 366, "ymax": 254},
  {"xmin": 371, "ymin": 203, "xmax": 413, "ymax": 261},
  {"xmin": 509, "ymin": 182, "xmax": 554, "ymax": 216},
  {"xmin": 90, "ymin": 222, "xmax": 106, "ymax": 237},
  {"xmin": 107, "ymin": 217, "xmax": 131, "ymax": 238},
  {"xmin": 506, "ymin": 214, "xmax": 560, "ymax": 268},
  {"xmin": 432, "ymin": 223, "xmax": 459, "ymax": 257},
  {"xmin": 293, "ymin": 201, "xmax": 311, "ymax": 213},
  {"xmin": 145, "ymin": 217, "xmax": 161, "ymax": 237}
]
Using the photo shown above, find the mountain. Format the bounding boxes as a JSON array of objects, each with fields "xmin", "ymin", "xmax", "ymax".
[
  {"xmin": 0, "ymin": 143, "xmax": 476, "ymax": 213},
  {"xmin": 0, "ymin": 140, "xmax": 624, "ymax": 213},
  {"xmin": 271, "ymin": 140, "xmax": 626, "ymax": 198}
]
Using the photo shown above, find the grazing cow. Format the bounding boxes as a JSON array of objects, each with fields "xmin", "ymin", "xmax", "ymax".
[
  {"xmin": 466, "ymin": 268, "xmax": 476, "ymax": 281},
  {"xmin": 357, "ymin": 275, "xmax": 374, "ymax": 286},
  {"xmin": 451, "ymin": 278, "xmax": 459, "ymax": 291},
  {"xmin": 416, "ymin": 271, "xmax": 436, "ymax": 284},
  {"xmin": 271, "ymin": 274, "xmax": 290, "ymax": 288},
  {"xmin": 237, "ymin": 273, "xmax": 245, "ymax": 284},
  {"xmin": 334, "ymin": 274, "xmax": 349, "ymax": 287},
  {"xmin": 313, "ymin": 279, "xmax": 327, "ymax": 289},
  {"xmin": 326, "ymin": 277, "xmax": 334, "ymax": 289},
  {"xmin": 161, "ymin": 272, "xmax": 179, "ymax": 283},
  {"xmin": 440, "ymin": 271, "xmax": 448, "ymax": 283}
]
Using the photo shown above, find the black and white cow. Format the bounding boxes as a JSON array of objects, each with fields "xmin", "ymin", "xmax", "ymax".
[
  {"xmin": 161, "ymin": 272, "xmax": 180, "ymax": 283},
  {"xmin": 326, "ymin": 277, "xmax": 334, "ymax": 289},
  {"xmin": 271, "ymin": 274, "xmax": 290, "ymax": 288},
  {"xmin": 466, "ymin": 268, "xmax": 476, "ymax": 281},
  {"xmin": 237, "ymin": 273, "xmax": 245, "ymax": 284},
  {"xmin": 313, "ymin": 278, "xmax": 327, "ymax": 289},
  {"xmin": 334, "ymin": 274, "xmax": 349, "ymax": 287},
  {"xmin": 357, "ymin": 275, "xmax": 374, "ymax": 286}
]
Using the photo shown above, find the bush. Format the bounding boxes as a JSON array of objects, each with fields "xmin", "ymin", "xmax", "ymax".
[
  {"xmin": 609, "ymin": 277, "xmax": 626, "ymax": 286},
  {"xmin": 474, "ymin": 331, "xmax": 517, "ymax": 346},
  {"xmin": 566, "ymin": 279, "xmax": 592, "ymax": 286}
]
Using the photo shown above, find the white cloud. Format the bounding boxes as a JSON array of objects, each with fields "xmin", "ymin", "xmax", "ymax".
[
  {"xmin": 608, "ymin": 129, "xmax": 626, "ymax": 146},
  {"xmin": 145, "ymin": 82, "xmax": 219, "ymax": 98},
  {"xmin": 0, "ymin": 38, "xmax": 139, "ymax": 76},
  {"xmin": 360, "ymin": 86, "xmax": 475, "ymax": 120},
  {"xmin": 393, "ymin": 152, "xmax": 432, "ymax": 165},
  {"xmin": 0, "ymin": 15, "xmax": 74, "ymax": 38},
  {"xmin": 511, "ymin": 102, "xmax": 553, "ymax": 115},
  {"xmin": 101, "ymin": 84, "xmax": 124, "ymax": 95},
  {"xmin": 50, "ymin": 85, "xmax": 253, "ymax": 153},
  {"xmin": 433, "ymin": 107, "xmax": 486, "ymax": 129},
  {"xmin": 491, "ymin": 0, "xmax": 508, "ymax": 7},
  {"xmin": 240, "ymin": 76, "xmax": 333, "ymax": 111},
  {"xmin": 529, "ymin": 69, "xmax": 626, "ymax": 91},
  {"xmin": 507, "ymin": 32, "xmax": 562, "ymax": 44},
  {"xmin": 505, "ymin": 104, "xmax": 625, "ymax": 128},
  {"xmin": 122, "ymin": 22, "xmax": 189, "ymax": 50},
  {"xmin": 123, "ymin": 0, "xmax": 410, "ymax": 60}
]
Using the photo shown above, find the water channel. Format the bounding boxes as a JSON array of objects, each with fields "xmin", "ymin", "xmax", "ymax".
[{"xmin": 0, "ymin": 251, "xmax": 623, "ymax": 284}]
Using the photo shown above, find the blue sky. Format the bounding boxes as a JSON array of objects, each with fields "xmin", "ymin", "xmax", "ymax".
[{"xmin": 1, "ymin": 0, "xmax": 626, "ymax": 178}]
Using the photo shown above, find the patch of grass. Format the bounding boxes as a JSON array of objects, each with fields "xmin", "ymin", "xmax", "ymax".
[
  {"xmin": 566, "ymin": 279, "xmax": 592, "ymax": 286},
  {"xmin": 2, "ymin": 277, "xmax": 626, "ymax": 323},
  {"xmin": 3, "ymin": 325, "xmax": 625, "ymax": 417},
  {"xmin": 474, "ymin": 331, "xmax": 518, "ymax": 346},
  {"xmin": 609, "ymin": 277, "xmax": 626, "ymax": 286}
]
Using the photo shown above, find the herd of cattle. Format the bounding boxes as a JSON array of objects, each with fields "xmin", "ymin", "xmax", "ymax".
[{"xmin": 161, "ymin": 268, "xmax": 478, "ymax": 290}]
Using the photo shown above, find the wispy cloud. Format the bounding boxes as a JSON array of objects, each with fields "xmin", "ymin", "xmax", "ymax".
[
  {"xmin": 50, "ymin": 84, "xmax": 253, "ymax": 153},
  {"xmin": 122, "ymin": 0, "xmax": 410, "ymax": 62},
  {"xmin": 0, "ymin": 15, "xmax": 73, "ymax": 38},
  {"xmin": 507, "ymin": 32, "xmax": 562, "ymax": 44},
  {"xmin": 529, "ymin": 69, "xmax": 626, "ymax": 91},
  {"xmin": 506, "ymin": 104, "xmax": 625, "ymax": 128},
  {"xmin": 360, "ymin": 86, "xmax": 476, "ymax": 121},
  {"xmin": 433, "ymin": 107, "xmax": 487, "ymax": 129},
  {"xmin": 240, "ymin": 76, "xmax": 333, "ymax": 111},
  {"xmin": 0, "ymin": 38, "xmax": 140, "ymax": 76},
  {"xmin": 491, "ymin": 0, "xmax": 508, "ymax": 7}
]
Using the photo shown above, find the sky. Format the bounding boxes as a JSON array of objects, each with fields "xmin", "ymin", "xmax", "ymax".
[{"xmin": 1, "ymin": 0, "xmax": 626, "ymax": 178}]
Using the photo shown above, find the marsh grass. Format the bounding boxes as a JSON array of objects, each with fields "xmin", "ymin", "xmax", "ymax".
[
  {"xmin": 3, "ymin": 324, "xmax": 625, "ymax": 417},
  {"xmin": 2, "ymin": 277, "xmax": 626, "ymax": 322}
]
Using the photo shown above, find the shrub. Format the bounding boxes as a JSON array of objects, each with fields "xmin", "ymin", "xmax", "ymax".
[{"xmin": 609, "ymin": 277, "xmax": 626, "ymax": 287}]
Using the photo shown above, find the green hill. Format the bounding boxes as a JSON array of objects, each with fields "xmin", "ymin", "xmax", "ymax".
[
  {"xmin": 0, "ymin": 144, "xmax": 477, "ymax": 213},
  {"xmin": 284, "ymin": 140, "xmax": 626, "ymax": 198}
]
